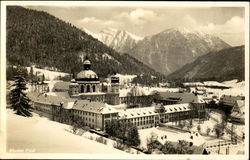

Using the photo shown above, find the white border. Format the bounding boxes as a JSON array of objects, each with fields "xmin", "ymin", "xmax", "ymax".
[{"xmin": 0, "ymin": 1, "xmax": 249, "ymax": 160}]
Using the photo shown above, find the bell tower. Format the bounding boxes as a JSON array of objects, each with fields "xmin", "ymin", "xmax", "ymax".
[
  {"xmin": 111, "ymin": 76, "xmax": 119, "ymax": 93},
  {"xmin": 106, "ymin": 74, "xmax": 120, "ymax": 105}
]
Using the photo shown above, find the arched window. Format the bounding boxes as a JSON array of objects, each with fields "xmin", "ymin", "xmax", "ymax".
[
  {"xmin": 93, "ymin": 85, "xmax": 96, "ymax": 92},
  {"xmin": 81, "ymin": 85, "xmax": 84, "ymax": 93},
  {"xmin": 87, "ymin": 85, "xmax": 90, "ymax": 92}
]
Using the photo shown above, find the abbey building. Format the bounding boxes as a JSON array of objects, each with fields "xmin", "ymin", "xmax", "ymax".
[{"xmin": 29, "ymin": 57, "xmax": 206, "ymax": 130}]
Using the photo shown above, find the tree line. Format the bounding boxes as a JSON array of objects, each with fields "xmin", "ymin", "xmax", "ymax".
[{"xmin": 105, "ymin": 120, "xmax": 141, "ymax": 147}]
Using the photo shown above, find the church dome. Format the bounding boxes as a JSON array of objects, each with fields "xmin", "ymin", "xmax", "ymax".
[
  {"xmin": 77, "ymin": 70, "xmax": 98, "ymax": 79},
  {"xmin": 83, "ymin": 59, "xmax": 91, "ymax": 65},
  {"xmin": 76, "ymin": 56, "xmax": 99, "ymax": 81}
]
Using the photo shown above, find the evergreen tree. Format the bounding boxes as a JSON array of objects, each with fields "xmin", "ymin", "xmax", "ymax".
[
  {"xmin": 29, "ymin": 66, "xmax": 34, "ymax": 82},
  {"xmin": 176, "ymin": 140, "xmax": 193, "ymax": 154},
  {"xmin": 162, "ymin": 141, "xmax": 176, "ymax": 154},
  {"xmin": 42, "ymin": 73, "xmax": 45, "ymax": 83},
  {"xmin": 10, "ymin": 68, "xmax": 33, "ymax": 117},
  {"xmin": 126, "ymin": 125, "xmax": 140, "ymax": 146}
]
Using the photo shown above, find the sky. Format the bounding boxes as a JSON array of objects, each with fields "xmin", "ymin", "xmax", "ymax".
[{"xmin": 26, "ymin": 5, "xmax": 245, "ymax": 46}]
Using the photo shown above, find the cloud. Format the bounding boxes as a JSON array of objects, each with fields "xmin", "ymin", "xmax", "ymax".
[
  {"xmin": 117, "ymin": 8, "xmax": 160, "ymax": 25},
  {"xmin": 78, "ymin": 17, "xmax": 101, "ymax": 23},
  {"xmin": 75, "ymin": 9, "xmax": 244, "ymax": 46},
  {"xmin": 196, "ymin": 16, "xmax": 244, "ymax": 45},
  {"xmin": 75, "ymin": 17, "xmax": 121, "ymax": 31}
]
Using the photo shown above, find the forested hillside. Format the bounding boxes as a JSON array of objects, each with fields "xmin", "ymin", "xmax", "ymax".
[
  {"xmin": 167, "ymin": 46, "xmax": 245, "ymax": 82},
  {"xmin": 6, "ymin": 6, "xmax": 163, "ymax": 79}
]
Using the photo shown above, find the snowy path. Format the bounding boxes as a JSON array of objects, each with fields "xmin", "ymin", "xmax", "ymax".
[{"xmin": 7, "ymin": 109, "xmax": 127, "ymax": 154}]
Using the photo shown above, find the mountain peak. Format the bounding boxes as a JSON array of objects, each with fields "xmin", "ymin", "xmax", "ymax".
[
  {"xmin": 100, "ymin": 27, "xmax": 118, "ymax": 34},
  {"xmin": 128, "ymin": 27, "xmax": 231, "ymax": 75},
  {"xmin": 84, "ymin": 27, "xmax": 143, "ymax": 53},
  {"xmin": 125, "ymin": 31, "xmax": 144, "ymax": 41},
  {"xmin": 162, "ymin": 27, "xmax": 207, "ymax": 36}
]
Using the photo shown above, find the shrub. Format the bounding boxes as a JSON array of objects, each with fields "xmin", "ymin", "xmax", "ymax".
[
  {"xmin": 96, "ymin": 136, "xmax": 107, "ymax": 145},
  {"xmin": 113, "ymin": 140, "xmax": 125, "ymax": 151}
]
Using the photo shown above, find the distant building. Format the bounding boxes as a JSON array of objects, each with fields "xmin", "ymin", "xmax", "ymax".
[
  {"xmin": 183, "ymin": 81, "xmax": 230, "ymax": 89},
  {"xmin": 220, "ymin": 95, "xmax": 245, "ymax": 111},
  {"xmin": 118, "ymin": 102, "xmax": 206, "ymax": 129},
  {"xmin": 154, "ymin": 92, "xmax": 203, "ymax": 105},
  {"xmin": 229, "ymin": 100, "xmax": 245, "ymax": 124}
]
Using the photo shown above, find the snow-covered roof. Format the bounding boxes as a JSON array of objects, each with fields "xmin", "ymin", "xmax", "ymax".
[
  {"xmin": 64, "ymin": 101, "xmax": 75, "ymax": 109},
  {"xmin": 118, "ymin": 107, "xmax": 157, "ymax": 119},
  {"xmin": 53, "ymin": 82, "xmax": 71, "ymax": 90},
  {"xmin": 230, "ymin": 112, "xmax": 244, "ymax": 119},
  {"xmin": 234, "ymin": 100, "xmax": 245, "ymax": 113},
  {"xmin": 77, "ymin": 70, "xmax": 98, "ymax": 79},
  {"xmin": 157, "ymin": 92, "xmax": 200, "ymax": 103},
  {"xmin": 163, "ymin": 103, "xmax": 192, "ymax": 113},
  {"xmin": 73, "ymin": 100, "xmax": 118, "ymax": 114},
  {"xmin": 28, "ymin": 92, "xmax": 75, "ymax": 107},
  {"xmin": 220, "ymin": 95, "xmax": 245, "ymax": 106},
  {"xmin": 118, "ymin": 103, "xmax": 192, "ymax": 119}
]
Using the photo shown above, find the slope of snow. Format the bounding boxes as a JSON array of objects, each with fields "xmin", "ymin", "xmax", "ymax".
[
  {"xmin": 203, "ymin": 81, "xmax": 229, "ymax": 88},
  {"xmin": 222, "ymin": 79, "xmax": 245, "ymax": 88},
  {"xmin": 7, "ymin": 109, "xmax": 127, "ymax": 154},
  {"xmin": 203, "ymin": 80, "xmax": 245, "ymax": 97},
  {"xmin": 26, "ymin": 67, "xmax": 69, "ymax": 81},
  {"xmin": 125, "ymin": 31, "xmax": 144, "ymax": 41}
]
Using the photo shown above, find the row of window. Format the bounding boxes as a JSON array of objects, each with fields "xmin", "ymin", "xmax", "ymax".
[
  {"xmin": 36, "ymin": 106, "xmax": 51, "ymax": 113},
  {"xmin": 74, "ymin": 110, "xmax": 95, "ymax": 116},
  {"xmin": 104, "ymin": 113, "xmax": 118, "ymax": 118},
  {"xmin": 75, "ymin": 115, "xmax": 95, "ymax": 122},
  {"xmin": 120, "ymin": 97, "xmax": 153, "ymax": 104},
  {"xmin": 79, "ymin": 84, "xmax": 98, "ymax": 93},
  {"xmin": 120, "ymin": 111, "xmax": 195, "ymax": 122}
]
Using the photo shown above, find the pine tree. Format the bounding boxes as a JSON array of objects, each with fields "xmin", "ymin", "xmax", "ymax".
[
  {"xmin": 29, "ymin": 66, "xmax": 34, "ymax": 82},
  {"xmin": 10, "ymin": 68, "xmax": 33, "ymax": 117},
  {"xmin": 126, "ymin": 125, "xmax": 140, "ymax": 146},
  {"xmin": 42, "ymin": 74, "xmax": 45, "ymax": 83}
]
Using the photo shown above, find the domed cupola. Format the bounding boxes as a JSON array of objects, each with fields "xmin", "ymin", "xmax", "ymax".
[
  {"xmin": 83, "ymin": 57, "xmax": 91, "ymax": 70},
  {"xmin": 76, "ymin": 56, "xmax": 99, "ymax": 81}
]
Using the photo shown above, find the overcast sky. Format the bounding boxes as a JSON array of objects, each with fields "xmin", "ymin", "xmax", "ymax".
[{"xmin": 26, "ymin": 6, "xmax": 245, "ymax": 46}]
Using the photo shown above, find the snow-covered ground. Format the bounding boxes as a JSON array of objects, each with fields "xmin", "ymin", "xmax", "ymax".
[
  {"xmin": 26, "ymin": 66, "xmax": 69, "ymax": 81},
  {"xmin": 7, "ymin": 109, "xmax": 127, "ymax": 154},
  {"xmin": 190, "ymin": 79, "xmax": 245, "ymax": 98},
  {"xmin": 138, "ymin": 110, "xmax": 245, "ymax": 154},
  {"xmin": 222, "ymin": 79, "xmax": 245, "ymax": 88},
  {"xmin": 119, "ymin": 86, "xmax": 179, "ymax": 97},
  {"xmin": 205, "ymin": 87, "xmax": 245, "ymax": 98},
  {"xmin": 139, "ymin": 127, "xmax": 205, "ymax": 148},
  {"xmin": 82, "ymin": 132, "xmax": 141, "ymax": 154}
]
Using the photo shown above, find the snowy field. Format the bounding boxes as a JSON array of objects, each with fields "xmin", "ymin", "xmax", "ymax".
[
  {"xmin": 26, "ymin": 66, "xmax": 69, "ymax": 81},
  {"xmin": 7, "ymin": 109, "xmax": 127, "ymax": 154},
  {"xmin": 138, "ymin": 111, "xmax": 243, "ymax": 147},
  {"xmin": 138, "ymin": 127, "xmax": 206, "ymax": 148},
  {"xmin": 207, "ymin": 80, "xmax": 245, "ymax": 97}
]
